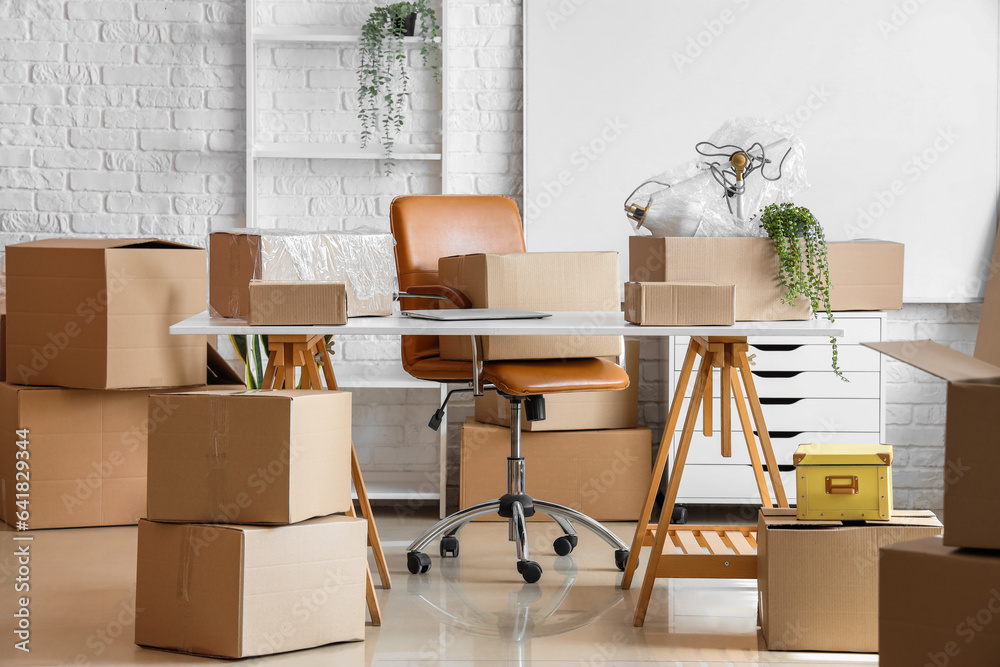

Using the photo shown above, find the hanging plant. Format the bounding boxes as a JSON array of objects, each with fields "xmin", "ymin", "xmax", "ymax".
[
  {"xmin": 356, "ymin": 0, "xmax": 441, "ymax": 174},
  {"xmin": 756, "ymin": 202, "xmax": 845, "ymax": 380}
]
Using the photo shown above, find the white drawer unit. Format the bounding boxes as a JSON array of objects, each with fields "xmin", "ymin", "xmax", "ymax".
[{"xmin": 668, "ymin": 312, "xmax": 887, "ymax": 504}]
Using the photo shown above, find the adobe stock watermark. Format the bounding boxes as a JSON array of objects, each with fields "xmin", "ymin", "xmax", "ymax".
[
  {"xmin": 543, "ymin": 0, "xmax": 590, "ymax": 30},
  {"xmin": 673, "ymin": 0, "xmax": 754, "ymax": 73},
  {"xmin": 524, "ymin": 116, "xmax": 627, "ymax": 221},
  {"xmin": 923, "ymin": 588, "xmax": 1000, "ymax": 667},
  {"xmin": 14, "ymin": 267, "xmax": 134, "ymax": 383},
  {"xmin": 878, "ymin": 0, "xmax": 929, "ymax": 39},
  {"xmin": 63, "ymin": 597, "xmax": 144, "ymax": 666}
]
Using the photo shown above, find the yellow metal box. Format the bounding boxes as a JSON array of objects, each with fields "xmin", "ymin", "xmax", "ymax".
[{"xmin": 793, "ymin": 444, "xmax": 893, "ymax": 521}]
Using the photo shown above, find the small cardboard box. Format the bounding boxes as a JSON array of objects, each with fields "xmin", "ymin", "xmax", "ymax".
[
  {"xmin": 629, "ymin": 236, "xmax": 811, "ymax": 321},
  {"xmin": 474, "ymin": 338, "xmax": 640, "ymax": 432},
  {"xmin": 793, "ymin": 444, "xmax": 893, "ymax": 521},
  {"xmin": 864, "ymin": 223, "xmax": 1000, "ymax": 549},
  {"xmin": 135, "ymin": 514, "xmax": 367, "ymax": 659},
  {"xmin": 624, "ymin": 281, "xmax": 735, "ymax": 326},
  {"xmin": 0, "ymin": 348, "xmax": 244, "ymax": 530},
  {"xmin": 209, "ymin": 229, "xmax": 395, "ymax": 318},
  {"xmin": 757, "ymin": 508, "xmax": 943, "ymax": 653},
  {"xmin": 459, "ymin": 419, "xmax": 651, "ymax": 521},
  {"xmin": 438, "ymin": 252, "xmax": 622, "ymax": 361},
  {"xmin": 248, "ymin": 280, "xmax": 347, "ymax": 326},
  {"xmin": 826, "ymin": 240, "xmax": 904, "ymax": 311},
  {"xmin": 880, "ymin": 536, "xmax": 1000, "ymax": 667},
  {"xmin": 5, "ymin": 239, "xmax": 207, "ymax": 390},
  {"xmin": 147, "ymin": 389, "xmax": 352, "ymax": 524}
]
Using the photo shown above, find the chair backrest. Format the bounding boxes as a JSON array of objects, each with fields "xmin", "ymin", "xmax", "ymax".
[{"xmin": 389, "ymin": 195, "xmax": 527, "ymax": 372}]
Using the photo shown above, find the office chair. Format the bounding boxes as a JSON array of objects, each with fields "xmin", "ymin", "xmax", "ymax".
[{"xmin": 390, "ymin": 194, "xmax": 632, "ymax": 583}]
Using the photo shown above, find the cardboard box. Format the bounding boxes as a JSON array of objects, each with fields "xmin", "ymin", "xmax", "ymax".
[
  {"xmin": 6, "ymin": 239, "xmax": 207, "ymax": 390},
  {"xmin": 629, "ymin": 236, "xmax": 812, "ymax": 321},
  {"xmin": 757, "ymin": 508, "xmax": 942, "ymax": 653},
  {"xmin": 825, "ymin": 240, "xmax": 904, "ymax": 311},
  {"xmin": 880, "ymin": 536, "xmax": 1000, "ymax": 667},
  {"xmin": 209, "ymin": 229, "xmax": 395, "ymax": 318},
  {"xmin": 864, "ymin": 224, "xmax": 1000, "ymax": 549},
  {"xmin": 146, "ymin": 389, "xmax": 352, "ymax": 524},
  {"xmin": 459, "ymin": 420, "xmax": 651, "ymax": 521},
  {"xmin": 135, "ymin": 514, "xmax": 366, "ymax": 659},
  {"xmin": 248, "ymin": 280, "xmax": 347, "ymax": 326},
  {"xmin": 474, "ymin": 337, "xmax": 640, "ymax": 432},
  {"xmin": 624, "ymin": 281, "xmax": 735, "ymax": 325},
  {"xmin": 0, "ymin": 347, "xmax": 244, "ymax": 530}
]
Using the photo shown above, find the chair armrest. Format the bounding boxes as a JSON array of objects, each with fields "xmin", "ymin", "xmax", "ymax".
[{"xmin": 404, "ymin": 285, "xmax": 473, "ymax": 310}]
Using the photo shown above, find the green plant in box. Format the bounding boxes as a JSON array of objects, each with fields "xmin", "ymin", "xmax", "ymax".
[
  {"xmin": 357, "ymin": 0, "xmax": 441, "ymax": 173},
  {"xmin": 756, "ymin": 202, "xmax": 844, "ymax": 380}
]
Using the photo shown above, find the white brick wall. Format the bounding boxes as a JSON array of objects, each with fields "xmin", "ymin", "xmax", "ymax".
[{"xmin": 0, "ymin": 0, "xmax": 971, "ymax": 511}]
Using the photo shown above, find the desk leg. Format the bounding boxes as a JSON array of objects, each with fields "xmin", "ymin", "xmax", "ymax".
[
  {"xmin": 621, "ymin": 342, "xmax": 697, "ymax": 590},
  {"xmin": 634, "ymin": 350, "xmax": 712, "ymax": 627},
  {"xmin": 731, "ymin": 366, "xmax": 772, "ymax": 507},
  {"xmin": 346, "ymin": 500, "xmax": 383, "ymax": 626},
  {"xmin": 737, "ymin": 351, "xmax": 788, "ymax": 507},
  {"xmin": 352, "ymin": 445, "xmax": 392, "ymax": 590}
]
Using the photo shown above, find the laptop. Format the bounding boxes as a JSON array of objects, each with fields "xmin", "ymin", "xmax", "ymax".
[{"xmin": 402, "ymin": 308, "xmax": 552, "ymax": 321}]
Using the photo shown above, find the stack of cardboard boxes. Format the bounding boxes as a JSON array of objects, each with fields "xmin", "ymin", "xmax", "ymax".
[
  {"xmin": 0, "ymin": 239, "xmax": 241, "ymax": 530},
  {"xmin": 135, "ymin": 389, "xmax": 366, "ymax": 659}
]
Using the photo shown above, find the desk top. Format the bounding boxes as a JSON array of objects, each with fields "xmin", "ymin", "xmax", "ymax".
[{"xmin": 171, "ymin": 311, "xmax": 845, "ymax": 338}]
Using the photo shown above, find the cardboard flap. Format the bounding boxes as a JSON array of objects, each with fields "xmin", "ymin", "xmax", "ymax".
[
  {"xmin": 762, "ymin": 508, "xmax": 941, "ymax": 529},
  {"xmin": 15, "ymin": 238, "xmax": 201, "ymax": 250},
  {"xmin": 207, "ymin": 345, "xmax": 245, "ymax": 385},
  {"xmin": 863, "ymin": 340, "xmax": 1000, "ymax": 382}
]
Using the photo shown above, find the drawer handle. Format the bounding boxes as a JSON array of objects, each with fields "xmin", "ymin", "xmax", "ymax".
[
  {"xmin": 752, "ymin": 371, "xmax": 803, "ymax": 379},
  {"xmin": 761, "ymin": 464, "xmax": 796, "ymax": 472},
  {"xmin": 751, "ymin": 344, "xmax": 803, "ymax": 352},
  {"xmin": 826, "ymin": 476, "xmax": 859, "ymax": 495},
  {"xmin": 759, "ymin": 397, "xmax": 803, "ymax": 405},
  {"xmin": 758, "ymin": 431, "xmax": 804, "ymax": 439}
]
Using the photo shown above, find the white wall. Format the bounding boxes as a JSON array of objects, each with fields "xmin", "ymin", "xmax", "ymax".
[{"xmin": 0, "ymin": 0, "xmax": 968, "ymax": 510}]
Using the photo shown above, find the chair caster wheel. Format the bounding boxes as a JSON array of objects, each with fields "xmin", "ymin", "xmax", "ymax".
[
  {"xmin": 553, "ymin": 534, "xmax": 578, "ymax": 556},
  {"xmin": 672, "ymin": 505, "xmax": 689, "ymax": 525},
  {"xmin": 516, "ymin": 560, "xmax": 543, "ymax": 584},
  {"xmin": 407, "ymin": 551, "xmax": 431, "ymax": 574},
  {"xmin": 614, "ymin": 549, "xmax": 630, "ymax": 571},
  {"xmin": 440, "ymin": 535, "xmax": 459, "ymax": 558}
]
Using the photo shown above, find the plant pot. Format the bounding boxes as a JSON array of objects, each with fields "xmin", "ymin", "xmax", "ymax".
[{"xmin": 394, "ymin": 12, "xmax": 417, "ymax": 36}]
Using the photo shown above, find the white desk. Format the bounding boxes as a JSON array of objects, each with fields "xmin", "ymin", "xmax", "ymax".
[{"xmin": 171, "ymin": 311, "xmax": 844, "ymax": 512}]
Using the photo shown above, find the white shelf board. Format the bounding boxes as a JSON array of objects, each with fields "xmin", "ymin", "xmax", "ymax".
[
  {"xmin": 252, "ymin": 27, "xmax": 439, "ymax": 45},
  {"xmin": 253, "ymin": 142, "xmax": 442, "ymax": 161},
  {"xmin": 352, "ymin": 472, "xmax": 440, "ymax": 501},
  {"xmin": 333, "ymin": 363, "xmax": 439, "ymax": 389}
]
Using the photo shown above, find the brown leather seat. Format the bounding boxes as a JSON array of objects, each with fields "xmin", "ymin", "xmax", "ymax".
[{"xmin": 389, "ymin": 194, "xmax": 630, "ymax": 394}]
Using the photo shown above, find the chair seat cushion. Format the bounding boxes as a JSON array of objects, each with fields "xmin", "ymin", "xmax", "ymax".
[
  {"xmin": 483, "ymin": 358, "xmax": 629, "ymax": 396},
  {"xmin": 403, "ymin": 357, "xmax": 473, "ymax": 383}
]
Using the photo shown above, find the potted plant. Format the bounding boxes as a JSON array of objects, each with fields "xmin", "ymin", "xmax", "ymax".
[
  {"xmin": 756, "ymin": 202, "xmax": 844, "ymax": 379},
  {"xmin": 357, "ymin": 0, "xmax": 441, "ymax": 173}
]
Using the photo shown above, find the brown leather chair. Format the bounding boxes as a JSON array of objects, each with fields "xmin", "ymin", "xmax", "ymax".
[{"xmin": 390, "ymin": 194, "xmax": 632, "ymax": 583}]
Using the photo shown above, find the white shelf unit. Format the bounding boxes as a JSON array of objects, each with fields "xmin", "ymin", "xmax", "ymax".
[
  {"xmin": 245, "ymin": 0, "xmax": 449, "ymax": 226},
  {"xmin": 666, "ymin": 311, "xmax": 888, "ymax": 505},
  {"xmin": 245, "ymin": 1, "xmax": 448, "ymax": 512}
]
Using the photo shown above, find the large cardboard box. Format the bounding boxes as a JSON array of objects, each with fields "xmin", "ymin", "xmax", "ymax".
[
  {"xmin": 135, "ymin": 515, "xmax": 366, "ymax": 659},
  {"xmin": 5, "ymin": 239, "xmax": 207, "ymax": 390},
  {"xmin": 209, "ymin": 229, "xmax": 395, "ymax": 318},
  {"xmin": 624, "ymin": 281, "xmax": 735, "ymax": 326},
  {"xmin": 864, "ymin": 224, "xmax": 1000, "ymax": 549},
  {"xmin": 248, "ymin": 280, "xmax": 347, "ymax": 325},
  {"xmin": 438, "ymin": 252, "xmax": 622, "ymax": 360},
  {"xmin": 757, "ymin": 508, "xmax": 942, "ymax": 653},
  {"xmin": 629, "ymin": 236, "xmax": 812, "ymax": 321},
  {"xmin": 459, "ymin": 420, "xmax": 651, "ymax": 521},
  {"xmin": 880, "ymin": 536, "xmax": 1000, "ymax": 667},
  {"xmin": 474, "ymin": 338, "xmax": 640, "ymax": 432},
  {"xmin": 826, "ymin": 240, "xmax": 904, "ymax": 311},
  {"xmin": 146, "ymin": 389, "xmax": 352, "ymax": 524},
  {"xmin": 0, "ymin": 348, "xmax": 244, "ymax": 530}
]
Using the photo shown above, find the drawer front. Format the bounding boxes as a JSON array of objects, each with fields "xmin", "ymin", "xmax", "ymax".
[
  {"xmin": 675, "ymin": 370, "xmax": 880, "ymax": 399},
  {"xmin": 675, "ymin": 431, "xmax": 884, "ymax": 466},
  {"xmin": 677, "ymin": 465, "xmax": 796, "ymax": 504},
  {"xmin": 669, "ymin": 398, "xmax": 881, "ymax": 433},
  {"xmin": 674, "ymin": 343, "xmax": 882, "ymax": 372}
]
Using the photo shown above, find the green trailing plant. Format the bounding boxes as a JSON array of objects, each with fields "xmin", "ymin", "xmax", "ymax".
[
  {"xmin": 357, "ymin": 0, "xmax": 441, "ymax": 173},
  {"xmin": 755, "ymin": 202, "xmax": 845, "ymax": 380}
]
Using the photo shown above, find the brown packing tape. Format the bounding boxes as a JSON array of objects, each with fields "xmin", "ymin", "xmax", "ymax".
[{"xmin": 208, "ymin": 396, "xmax": 230, "ymax": 519}]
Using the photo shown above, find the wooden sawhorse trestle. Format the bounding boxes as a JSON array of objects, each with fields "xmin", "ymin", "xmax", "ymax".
[
  {"xmin": 261, "ymin": 334, "xmax": 390, "ymax": 627},
  {"xmin": 622, "ymin": 336, "xmax": 789, "ymax": 627}
]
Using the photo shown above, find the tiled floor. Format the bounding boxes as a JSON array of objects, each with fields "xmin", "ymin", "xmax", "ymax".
[{"xmin": 1, "ymin": 508, "xmax": 880, "ymax": 666}]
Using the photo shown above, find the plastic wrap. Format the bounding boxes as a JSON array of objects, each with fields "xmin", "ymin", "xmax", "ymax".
[
  {"xmin": 626, "ymin": 118, "xmax": 809, "ymax": 238},
  {"xmin": 209, "ymin": 228, "xmax": 397, "ymax": 318}
]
